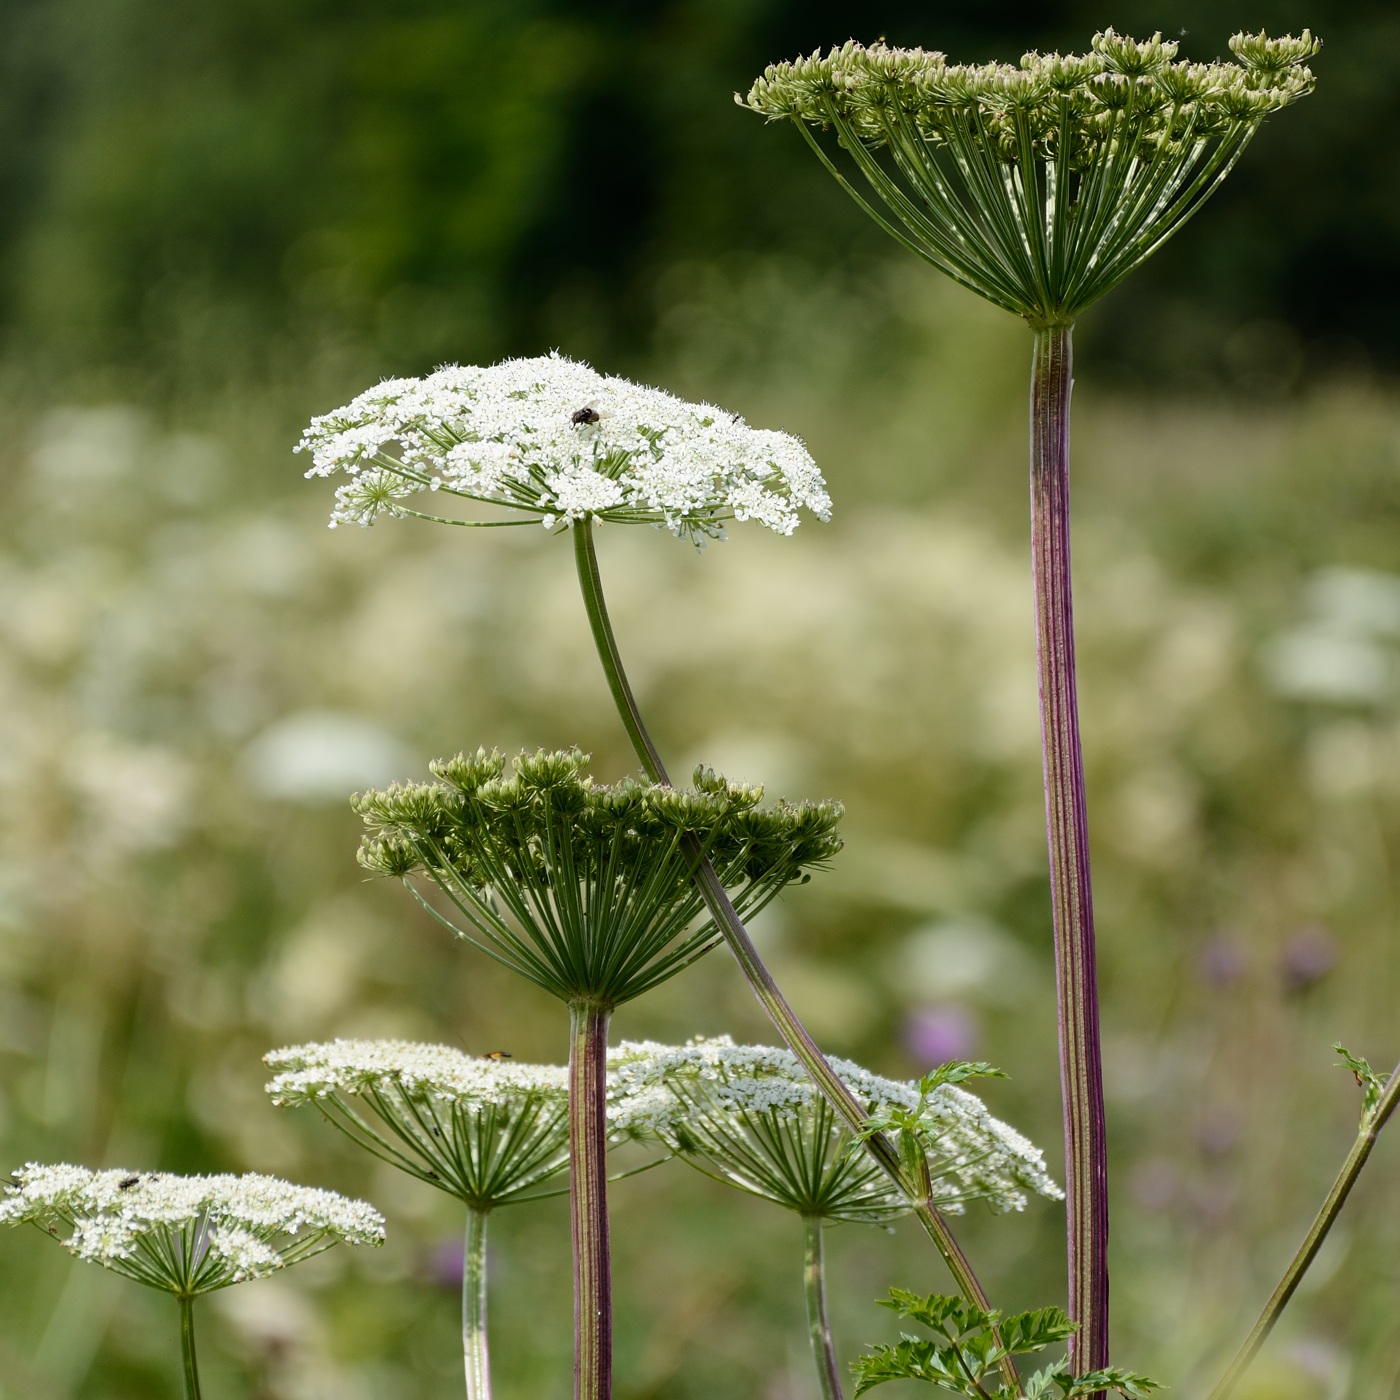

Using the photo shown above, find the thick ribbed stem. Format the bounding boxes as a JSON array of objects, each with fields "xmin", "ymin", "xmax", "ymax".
[
  {"xmin": 179, "ymin": 1296, "xmax": 203, "ymax": 1400},
  {"xmin": 803, "ymin": 1216, "xmax": 844, "ymax": 1400},
  {"xmin": 1207, "ymin": 1060, "xmax": 1400, "ymax": 1400},
  {"xmin": 569, "ymin": 1000, "xmax": 613, "ymax": 1400},
  {"xmin": 571, "ymin": 521, "xmax": 1012, "ymax": 1389},
  {"xmin": 1029, "ymin": 322, "xmax": 1108, "ymax": 1375},
  {"xmin": 463, "ymin": 1207, "xmax": 491, "ymax": 1400}
]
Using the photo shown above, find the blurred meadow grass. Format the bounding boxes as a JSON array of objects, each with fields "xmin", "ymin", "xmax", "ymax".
[{"xmin": 0, "ymin": 258, "xmax": 1398, "ymax": 1400}]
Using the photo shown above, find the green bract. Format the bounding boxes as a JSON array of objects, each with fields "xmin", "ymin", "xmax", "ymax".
[
  {"xmin": 741, "ymin": 29, "xmax": 1319, "ymax": 322},
  {"xmin": 354, "ymin": 750, "xmax": 843, "ymax": 1006}
]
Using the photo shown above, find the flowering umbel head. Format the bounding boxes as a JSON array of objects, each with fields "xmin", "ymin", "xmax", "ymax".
[
  {"xmin": 355, "ymin": 750, "xmax": 843, "ymax": 1007},
  {"xmin": 0, "ymin": 1165, "xmax": 384, "ymax": 1296},
  {"xmin": 265, "ymin": 1039, "xmax": 573, "ymax": 1210},
  {"xmin": 609, "ymin": 1038, "xmax": 1062, "ymax": 1222},
  {"xmin": 742, "ymin": 29, "xmax": 1319, "ymax": 322},
  {"xmin": 298, "ymin": 351, "xmax": 830, "ymax": 542}
]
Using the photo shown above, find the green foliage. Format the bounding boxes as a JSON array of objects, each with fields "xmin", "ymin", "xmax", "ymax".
[
  {"xmin": 852, "ymin": 1290, "xmax": 1158, "ymax": 1399},
  {"xmin": 1334, "ymin": 1043, "xmax": 1392, "ymax": 1125},
  {"xmin": 857, "ymin": 1061, "xmax": 1009, "ymax": 1200},
  {"xmin": 354, "ymin": 748, "xmax": 843, "ymax": 1005}
]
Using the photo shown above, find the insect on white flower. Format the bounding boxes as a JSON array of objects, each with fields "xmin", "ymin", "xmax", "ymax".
[{"xmin": 296, "ymin": 352, "xmax": 832, "ymax": 543}]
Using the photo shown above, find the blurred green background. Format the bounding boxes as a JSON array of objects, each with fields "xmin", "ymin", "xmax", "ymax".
[{"xmin": 0, "ymin": 1, "xmax": 1398, "ymax": 1397}]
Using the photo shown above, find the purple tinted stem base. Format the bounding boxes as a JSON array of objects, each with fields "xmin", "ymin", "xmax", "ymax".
[
  {"xmin": 570, "ymin": 999, "xmax": 613, "ymax": 1400},
  {"xmin": 1029, "ymin": 321, "xmax": 1109, "ymax": 1375}
]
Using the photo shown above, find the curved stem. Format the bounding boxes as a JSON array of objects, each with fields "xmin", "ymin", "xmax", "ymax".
[
  {"xmin": 463, "ymin": 1207, "xmax": 492, "ymax": 1400},
  {"xmin": 573, "ymin": 522, "xmax": 668, "ymax": 782},
  {"xmin": 803, "ymin": 1216, "xmax": 845, "ymax": 1400},
  {"xmin": 1028, "ymin": 322, "xmax": 1108, "ymax": 1375},
  {"xmin": 1207, "ymin": 1061, "xmax": 1400, "ymax": 1400},
  {"xmin": 179, "ymin": 1296, "xmax": 203, "ymax": 1400},
  {"xmin": 570, "ymin": 999, "xmax": 613, "ymax": 1400},
  {"xmin": 571, "ymin": 521, "xmax": 1013, "ymax": 1389}
]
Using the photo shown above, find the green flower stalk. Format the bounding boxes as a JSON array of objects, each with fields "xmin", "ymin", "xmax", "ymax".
[
  {"xmin": 303, "ymin": 356, "xmax": 1005, "ymax": 1324},
  {"xmin": 264, "ymin": 1039, "xmax": 577, "ymax": 1400},
  {"xmin": 611, "ymin": 1040, "xmax": 1062, "ymax": 1400},
  {"xmin": 741, "ymin": 27, "xmax": 1319, "ymax": 1372},
  {"xmin": 1207, "ymin": 1047, "xmax": 1400, "ymax": 1400},
  {"xmin": 0, "ymin": 1165, "xmax": 383, "ymax": 1400},
  {"xmin": 353, "ymin": 749, "xmax": 842, "ymax": 1400}
]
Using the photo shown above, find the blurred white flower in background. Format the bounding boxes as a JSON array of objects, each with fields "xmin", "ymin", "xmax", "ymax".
[
  {"xmin": 29, "ymin": 406, "xmax": 149, "ymax": 492},
  {"xmin": 1265, "ymin": 566, "xmax": 1400, "ymax": 704},
  {"xmin": 67, "ymin": 734, "xmax": 192, "ymax": 855},
  {"xmin": 894, "ymin": 917, "xmax": 1037, "ymax": 1008},
  {"xmin": 241, "ymin": 711, "xmax": 416, "ymax": 804}
]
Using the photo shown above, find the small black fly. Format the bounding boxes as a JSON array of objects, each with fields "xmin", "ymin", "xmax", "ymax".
[{"xmin": 571, "ymin": 407, "xmax": 601, "ymax": 425}]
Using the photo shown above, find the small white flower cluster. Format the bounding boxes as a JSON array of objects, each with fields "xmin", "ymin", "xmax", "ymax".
[
  {"xmin": 265, "ymin": 1038, "xmax": 569, "ymax": 1108},
  {"xmin": 610, "ymin": 1037, "xmax": 1062, "ymax": 1213},
  {"xmin": 0, "ymin": 1164, "xmax": 384, "ymax": 1292},
  {"xmin": 297, "ymin": 352, "xmax": 831, "ymax": 542},
  {"xmin": 265, "ymin": 1039, "xmax": 576, "ymax": 1209}
]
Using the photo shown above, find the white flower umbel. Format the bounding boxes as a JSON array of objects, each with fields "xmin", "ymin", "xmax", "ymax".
[
  {"xmin": 612, "ymin": 1040, "xmax": 1059, "ymax": 1400},
  {"xmin": 1, "ymin": 1163, "xmax": 385, "ymax": 1400},
  {"xmin": 0, "ymin": 1163, "xmax": 385, "ymax": 1292},
  {"xmin": 611, "ymin": 1038, "xmax": 1061, "ymax": 1218},
  {"xmin": 297, "ymin": 352, "xmax": 831, "ymax": 543},
  {"xmin": 266, "ymin": 1039, "xmax": 576, "ymax": 1400},
  {"xmin": 265, "ymin": 1039, "xmax": 571, "ymax": 1208}
]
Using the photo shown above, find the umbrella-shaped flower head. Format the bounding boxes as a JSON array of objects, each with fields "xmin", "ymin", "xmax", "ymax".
[
  {"xmin": 265, "ymin": 1040, "xmax": 573, "ymax": 1210},
  {"xmin": 610, "ymin": 1038, "xmax": 1062, "ymax": 1221},
  {"xmin": 298, "ymin": 351, "xmax": 830, "ymax": 543},
  {"xmin": 0, "ymin": 1165, "xmax": 383, "ymax": 1296},
  {"xmin": 742, "ymin": 29, "xmax": 1319, "ymax": 322},
  {"xmin": 354, "ymin": 750, "xmax": 844, "ymax": 1008}
]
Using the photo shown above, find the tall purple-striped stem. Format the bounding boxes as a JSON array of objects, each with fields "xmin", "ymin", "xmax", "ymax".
[
  {"xmin": 1029, "ymin": 322, "xmax": 1109, "ymax": 1374},
  {"xmin": 569, "ymin": 1000, "xmax": 613, "ymax": 1400}
]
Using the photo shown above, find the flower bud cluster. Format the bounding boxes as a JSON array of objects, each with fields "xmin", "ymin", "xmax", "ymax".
[
  {"xmin": 740, "ymin": 29, "xmax": 1319, "ymax": 320},
  {"xmin": 298, "ymin": 351, "xmax": 830, "ymax": 543},
  {"xmin": 356, "ymin": 749, "xmax": 842, "ymax": 902},
  {"xmin": 742, "ymin": 30, "xmax": 1316, "ymax": 161},
  {"xmin": 354, "ymin": 752, "xmax": 843, "ymax": 1005},
  {"xmin": 1, "ymin": 1164, "xmax": 383, "ymax": 1293},
  {"xmin": 610, "ymin": 1038, "xmax": 1062, "ymax": 1217}
]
